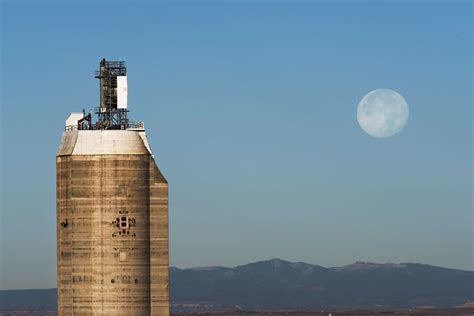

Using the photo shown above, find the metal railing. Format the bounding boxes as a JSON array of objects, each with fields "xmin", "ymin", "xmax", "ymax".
[
  {"xmin": 64, "ymin": 121, "xmax": 144, "ymax": 131},
  {"xmin": 65, "ymin": 125, "xmax": 78, "ymax": 132}
]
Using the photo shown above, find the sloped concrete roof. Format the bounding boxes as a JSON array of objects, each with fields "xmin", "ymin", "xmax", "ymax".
[{"xmin": 57, "ymin": 130, "xmax": 154, "ymax": 156}]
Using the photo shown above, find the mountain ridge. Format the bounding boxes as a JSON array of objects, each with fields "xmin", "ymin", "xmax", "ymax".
[
  {"xmin": 1, "ymin": 259, "xmax": 473, "ymax": 312},
  {"xmin": 172, "ymin": 258, "xmax": 472, "ymax": 273},
  {"xmin": 170, "ymin": 258, "xmax": 474, "ymax": 311}
]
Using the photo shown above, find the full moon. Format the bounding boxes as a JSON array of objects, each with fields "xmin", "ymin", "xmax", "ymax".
[{"xmin": 357, "ymin": 89, "xmax": 409, "ymax": 138}]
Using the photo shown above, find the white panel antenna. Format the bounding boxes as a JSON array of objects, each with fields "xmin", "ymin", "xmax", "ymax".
[{"xmin": 117, "ymin": 76, "xmax": 128, "ymax": 109}]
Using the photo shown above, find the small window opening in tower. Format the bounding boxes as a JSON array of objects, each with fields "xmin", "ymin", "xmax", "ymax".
[{"xmin": 120, "ymin": 216, "xmax": 129, "ymax": 229}]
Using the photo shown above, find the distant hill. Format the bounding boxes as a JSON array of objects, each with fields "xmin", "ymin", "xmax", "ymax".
[
  {"xmin": 0, "ymin": 288, "xmax": 56, "ymax": 312},
  {"xmin": 170, "ymin": 259, "xmax": 474, "ymax": 311},
  {"xmin": 1, "ymin": 259, "xmax": 473, "ymax": 312}
]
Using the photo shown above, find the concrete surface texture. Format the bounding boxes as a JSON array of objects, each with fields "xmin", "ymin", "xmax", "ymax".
[{"xmin": 56, "ymin": 130, "xmax": 169, "ymax": 315}]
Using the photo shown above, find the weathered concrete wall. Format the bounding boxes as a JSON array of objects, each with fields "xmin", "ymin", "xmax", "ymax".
[
  {"xmin": 56, "ymin": 130, "xmax": 169, "ymax": 316},
  {"xmin": 149, "ymin": 157, "xmax": 169, "ymax": 314}
]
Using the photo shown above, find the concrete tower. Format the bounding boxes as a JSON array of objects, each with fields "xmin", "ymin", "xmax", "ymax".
[{"xmin": 56, "ymin": 59, "xmax": 169, "ymax": 315}]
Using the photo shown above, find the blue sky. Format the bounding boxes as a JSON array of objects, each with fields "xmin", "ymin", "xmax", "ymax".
[{"xmin": 0, "ymin": 1, "xmax": 472, "ymax": 290}]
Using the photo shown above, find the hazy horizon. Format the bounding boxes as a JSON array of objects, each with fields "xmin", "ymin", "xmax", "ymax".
[{"xmin": 1, "ymin": 1, "xmax": 472, "ymax": 290}]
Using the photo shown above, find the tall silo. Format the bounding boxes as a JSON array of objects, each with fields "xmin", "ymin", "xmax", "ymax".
[{"xmin": 56, "ymin": 59, "xmax": 169, "ymax": 315}]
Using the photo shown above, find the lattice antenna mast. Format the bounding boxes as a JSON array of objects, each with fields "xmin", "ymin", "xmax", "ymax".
[{"xmin": 95, "ymin": 58, "xmax": 129, "ymax": 129}]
